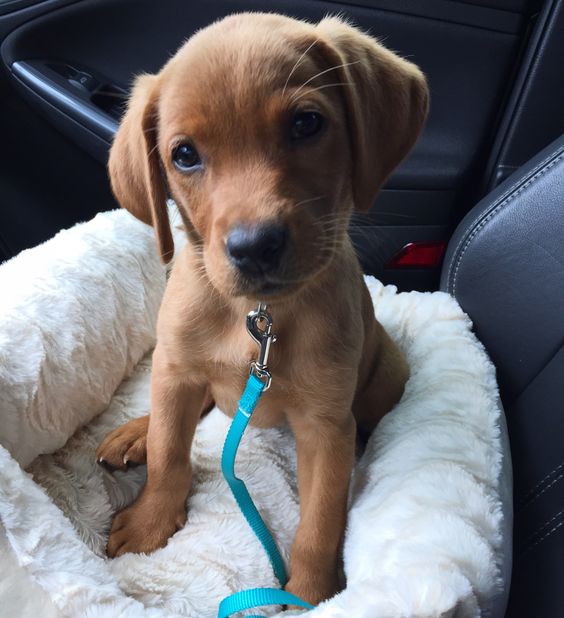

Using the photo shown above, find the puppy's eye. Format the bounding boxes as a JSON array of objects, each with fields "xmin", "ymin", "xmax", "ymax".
[
  {"xmin": 172, "ymin": 143, "xmax": 201, "ymax": 171},
  {"xmin": 290, "ymin": 111, "xmax": 324, "ymax": 140}
]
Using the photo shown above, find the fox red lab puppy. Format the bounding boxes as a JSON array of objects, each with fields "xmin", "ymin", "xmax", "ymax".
[{"xmin": 97, "ymin": 12, "xmax": 428, "ymax": 605}]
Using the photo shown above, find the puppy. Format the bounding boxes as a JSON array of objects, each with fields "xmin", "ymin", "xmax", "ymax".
[{"xmin": 97, "ymin": 12, "xmax": 428, "ymax": 605}]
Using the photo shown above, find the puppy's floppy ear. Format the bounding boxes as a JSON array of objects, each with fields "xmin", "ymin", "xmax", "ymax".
[
  {"xmin": 316, "ymin": 17, "xmax": 429, "ymax": 212},
  {"xmin": 108, "ymin": 74, "xmax": 174, "ymax": 263}
]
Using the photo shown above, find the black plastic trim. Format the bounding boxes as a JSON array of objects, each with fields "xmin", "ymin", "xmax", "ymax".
[
  {"xmin": 11, "ymin": 60, "xmax": 118, "ymax": 140},
  {"xmin": 484, "ymin": 0, "xmax": 564, "ymax": 188}
]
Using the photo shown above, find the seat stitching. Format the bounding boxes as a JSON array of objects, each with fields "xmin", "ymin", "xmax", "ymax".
[
  {"xmin": 454, "ymin": 147, "xmax": 562, "ymax": 274},
  {"xmin": 452, "ymin": 151, "xmax": 564, "ymax": 295},
  {"xmin": 523, "ymin": 520, "xmax": 564, "ymax": 554},
  {"xmin": 519, "ymin": 472, "xmax": 564, "ymax": 510},
  {"xmin": 449, "ymin": 150, "xmax": 564, "ymax": 296},
  {"xmin": 523, "ymin": 508, "xmax": 564, "ymax": 545},
  {"xmin": 445, "ymin": 147, "xmax": 564, "ymax": 291},
  {"xmin": 519, "ymin": 461, "xmax": 564, "ymax": 505},
  {"xmin": 447, "ymin": 147, "xmax": 564, "ymax": 292}
]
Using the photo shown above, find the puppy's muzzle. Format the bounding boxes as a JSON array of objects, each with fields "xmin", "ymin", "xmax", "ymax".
[{"xmin": 226, "ymin": 223, "xmax": 288, "ymax": 278}]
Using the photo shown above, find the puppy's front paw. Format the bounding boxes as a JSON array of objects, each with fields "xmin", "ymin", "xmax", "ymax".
[
  {"xmin": 285, "ymin": 568, "xmax": 340, "ymax": 608},
  {"xmin": 106, "ymin": 489, "xmax": 186, "ymax": 557},
  {"xmin": 96, "ymin": 415, "xmax": 149, "ymax": 470}
]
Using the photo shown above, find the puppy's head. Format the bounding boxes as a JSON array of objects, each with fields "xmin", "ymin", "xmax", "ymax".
[{"xmin": 109, "ymin": 13, "xmax": 428, "ymax": 299}]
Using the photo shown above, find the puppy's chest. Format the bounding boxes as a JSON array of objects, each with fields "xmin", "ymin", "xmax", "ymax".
[
  {"xmin": 206, "ymin": 329, "xmax": 256, "ymax": 375},
  {"xmin": 199, "ymin": 318, "xmax": 315, "ymax": 408},
  {"xmin": 199, "ymin": 326, "xmax": 284, "ymax": 425},
  {"xmin": 202, "ymin": 317, "xmax": 313, "ymax": 375}
]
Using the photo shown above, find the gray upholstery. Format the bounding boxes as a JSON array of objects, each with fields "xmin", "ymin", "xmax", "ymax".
[{"xmin": 441, "ymin": 134, "xmax": 564, "ymax": 617}]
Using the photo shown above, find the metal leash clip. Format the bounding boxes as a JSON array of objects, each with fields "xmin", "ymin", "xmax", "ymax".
[{"xmin": 246, "ymin": 302, "xmax": 276, "ymax": 390}]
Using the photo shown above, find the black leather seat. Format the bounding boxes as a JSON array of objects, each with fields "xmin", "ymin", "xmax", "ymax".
[{"xmin": 441, "ymin": 134, "xmax": 564, "ymax": 617}]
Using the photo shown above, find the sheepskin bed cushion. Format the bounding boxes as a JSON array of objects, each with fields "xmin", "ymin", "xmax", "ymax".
[{"xmin": 0, "ymin": 210, "xmax": 507, "ymax": 618}]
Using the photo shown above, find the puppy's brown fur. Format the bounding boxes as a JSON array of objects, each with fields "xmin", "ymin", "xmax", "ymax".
[{"xmin": 97, "ymin": 13, "xmax": 428, "ymax": 605}]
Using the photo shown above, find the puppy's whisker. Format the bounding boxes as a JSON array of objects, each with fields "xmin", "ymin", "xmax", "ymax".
[
  {"xmin": 147, "ymin": 142, "xmax": 160, "ymax": 158},
  {"xmin": 319, "ymin": 217, "xmax": 350, "ymax": 226},
  {"xmin": 348, "ymin": 226, "xmax": 395, "ymax": 261},
  {"xmin": 349, "ymin": 227, "xmax": 375, "ymax": 246},
  {"xmin": 292, "ymin": 60, "xmax": 360, "ymax": 99},
  {"xmin": 315, "ymin": 209, "xmax": 350, "ymax": 219},
  {"xmin": 169, "ymin": 207, "xmax": 182, "ymax": 227},
  {"xmin": 315, "ymin": 226, "xmax": 347, "ymax": 235},
  {"xmin": 192, "ymin": 268, "xmax": 208, "ymax": 282},
  {"xmin": 315, "ymin": 220, "xmax": 351, "ymax": 232},
  {"xmin": 350, "ymin": 211, "xmax": 416, "ymax": 221},
  {"xmin": 316, "ymin": 212, "xmax": 350, "ymax": 223},
  {"xmin": 291, "ymin": 82, "xmax": 353, "ymax": 104},
  {"xmin": 282, "ymin": 38, "xmax": 320, "ymax": 97},
  {"xmin": 315, "ymin": 212, "xmax": 351, "ymax": 225},
  {"xmin": 314, "ymin": 228, "xmax": 347, "ymax": 239},
  {"xmin": 316, "ymin": 222, "xmax": 349, "ymax": 231},
  {"xmin": 310, "ymin": 236, "xmax": 346, "ymax": 255},
  {"xmin": 294, "ymin": 195, "xmax": 326, "ymax": 208}
]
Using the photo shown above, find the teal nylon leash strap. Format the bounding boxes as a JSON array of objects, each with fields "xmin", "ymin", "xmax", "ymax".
[
  {"xmin": 220, "ymin": 374, "xmax": 287, "ymax": 585},
  {"xmin": 218, "ymin": 588, "xmax": 314, "ymax": 618},
  {"xmin": 219, "ymin": 372, "xmax": 314, "ymax": 617}
]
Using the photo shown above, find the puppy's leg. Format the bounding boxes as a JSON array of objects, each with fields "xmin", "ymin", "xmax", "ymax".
[
  {"xmin": 353, "ymin": 321, "xmax": 409, "ymax": 436},
  {"xmin": 97, "ymin": 415, "xmax": 149, "ymax": 470},
  {"xmin": 285, "ymin": 411, "xmax": 356, "ymax": 605},
  {"xmin": 106, "ymin": 345, "xmax": 207, "ymax": 557},
  {"xmin": 96, "ymin": 392, "xmax": 214, "ymax": 470}
]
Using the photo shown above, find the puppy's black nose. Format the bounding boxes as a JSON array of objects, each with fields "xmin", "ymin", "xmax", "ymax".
[{"xmin": 226, "ymin": 224, "xmax": 288, "ymax": 276}]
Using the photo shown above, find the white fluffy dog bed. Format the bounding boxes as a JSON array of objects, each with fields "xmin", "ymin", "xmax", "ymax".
[{"xmin": 0, "ymin": 210, "xmax": 510, "ymax": 617}]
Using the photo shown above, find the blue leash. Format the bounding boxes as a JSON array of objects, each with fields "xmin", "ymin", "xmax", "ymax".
[{"xmin": 218, "ymin": 305, "xmax": 314, "ymax": 618}]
